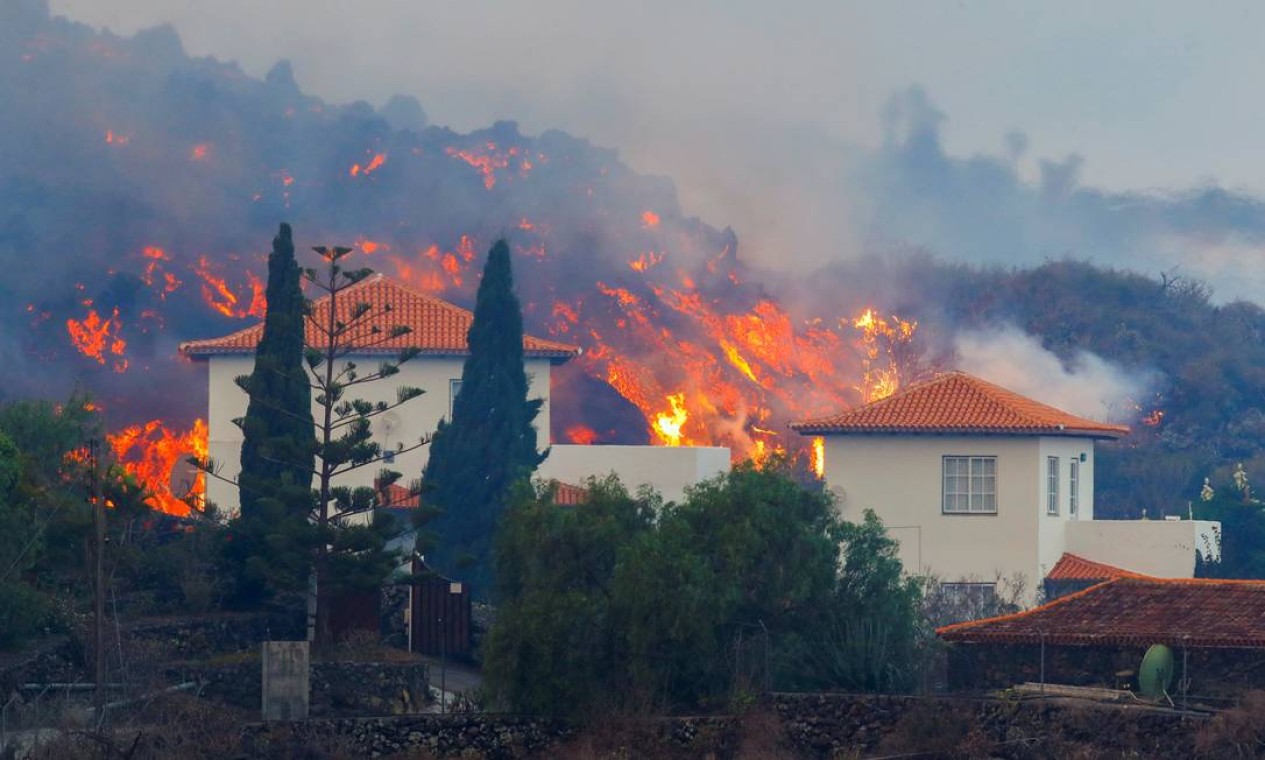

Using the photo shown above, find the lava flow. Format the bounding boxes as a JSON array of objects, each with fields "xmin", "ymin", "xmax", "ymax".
[{"xmin": 106, "ymin": 418, "xmax": 208, "ymax": 516}]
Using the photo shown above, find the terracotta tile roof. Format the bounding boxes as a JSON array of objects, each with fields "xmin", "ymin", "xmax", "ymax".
[
  {"xmin": 791, "ymin": 371, "xmax": 1129, "ymax": 439},
  {"xmin": 1046, "ymin": 553, "xmax": 1151, "ymax": 581},
  {"xmin": 549, "ymin": 481, "xmax": 590, "ymax": 506},
  {"xmin": 178, "ymin": 273, "xmax": 580, "ymax": 362},
  {"xmin": 939, "ymin": 577, "xmax": 1265, "ymax": 648},
  {"xmin": 378, "ymin": 483, "xmax": 420, "ymax": 509}
]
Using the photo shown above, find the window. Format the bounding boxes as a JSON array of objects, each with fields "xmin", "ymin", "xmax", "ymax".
[
  {"xmin": 1069, "ymin": 459, "xmax": 1080, "ymax": 516},
  {"xmin": 1047, "ymin": 456, "xmax": 1060, "ymax": 515},
  {"xmin": 943, "ymin": 456, "xmax": 997, "ymax": 514},
  {"xmin": 938, "ymin": 582, "xmax": 998, "ymax": 623},
  {"xmin": 448, "ymin": 379, "xmax": 462, "ymax": 419}
]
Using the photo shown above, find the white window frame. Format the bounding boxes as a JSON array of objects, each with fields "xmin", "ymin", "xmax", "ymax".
[
  {"xmin": 1047, "ymin": 456, "xmax": 1060, "ymax": 516},
  {"xmin": 1069, "ymin": 459, "xmax": 1080, "ymax": 516},
  {"xmin": 942, "ymin": 455, "xmax": 997, "ymax": 514}
]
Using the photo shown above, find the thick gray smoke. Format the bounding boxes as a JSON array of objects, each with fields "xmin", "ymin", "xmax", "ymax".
[{"xmin": 849, "ymin": 86, "xmax": 1265, "ymax": 301}]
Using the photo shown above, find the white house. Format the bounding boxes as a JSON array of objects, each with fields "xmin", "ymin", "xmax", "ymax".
[
  {"xmin": 178, "ymin": 273, "xmax": 580, "ymax": 515},
  {"xmin": 790, "ymin": 371, "xmax": 1218, "ymax": 603},
  {"xmin": 179, "ymin": 273, "xmax": 732, "ymax": 516}
]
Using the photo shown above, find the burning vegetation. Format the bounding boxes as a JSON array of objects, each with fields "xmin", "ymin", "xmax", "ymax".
[{"xmin": 6, "ymin": 3, "xmax": 936, "ymax": 508}]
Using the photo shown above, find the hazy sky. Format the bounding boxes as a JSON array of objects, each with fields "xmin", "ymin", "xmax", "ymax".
[{"xmin": 46, "ymin": 1, "xmax": 1265, "ymax": 269}]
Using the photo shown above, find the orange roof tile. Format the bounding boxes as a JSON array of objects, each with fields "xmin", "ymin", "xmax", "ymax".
[
  {"xmin": 1046, "ymin": 553, "xmax": 1150, "ymax": 581},
  {"xmin": 378, "ymin": 482, "xmax": 420, "ymax": 509},
  {"xmin": 791, "ymin": 372, "xmax": 1128, "ymax": 439},
  {"xmin": 178, "ymin": 273, "xmax": 580, "ymax": 362},
  {"xmin": 549, "ymin": 481, "xmax": 590, "ymax": 506},
  {"xmin": 939, "ymin": 577, "xmax": 1265, "ymax": 648}
]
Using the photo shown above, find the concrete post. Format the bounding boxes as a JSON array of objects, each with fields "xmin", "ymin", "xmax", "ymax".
[{"xmin": 261, "ymin": 641, "xmax": 310, "ymax": 720}]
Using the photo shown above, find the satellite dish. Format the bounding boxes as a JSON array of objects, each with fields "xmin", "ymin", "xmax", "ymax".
[
  {"xmin": 378, "ymin": 412, "xmax": 401, "ymax": 440},
  {"xmin": 1137, "ymin": 644, "xmax": 1175, "ymax": 700}
]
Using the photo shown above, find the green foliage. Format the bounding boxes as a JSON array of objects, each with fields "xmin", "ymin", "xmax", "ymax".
[
  {"xmin": 483, "ymin": 465, "xmax": 922, "ymax": 716},
  {"xmin": 0, "ymin": 580, "xmax": 56, "ymax": 648},
  {"xmin": 301, "ymin": 243, "xmax": 426, "ymax": 643},
  {"xmin": 482, "ymin": 477, "xmax": 655, "ymax": 715},
  {"xmin": 1195, "ymin": 467, "xmax": 1265, "ymax": 579},
  {"xmin": 227, "ymin": 223, "xmax": 317, "ymax": 605},
  {"xmin": 424, "ymin": 239, "xmax": 546, "ymax": 594}
]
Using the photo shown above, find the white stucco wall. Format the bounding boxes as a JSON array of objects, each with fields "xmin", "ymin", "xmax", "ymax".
[
  {"xmin": 539, "ymin": 444, "xmax": 731, "ymax": 504},
  {"xmin": 1065, "ymin": 519, "xmax": 1220, "ymax": 577},
  {"xmin": 203, "ymin": 353, "xmax": 553, "ymax": 515},
  {"xmin": 822, "ymin": 434, "xmax": 1103, "ymax": 597}
]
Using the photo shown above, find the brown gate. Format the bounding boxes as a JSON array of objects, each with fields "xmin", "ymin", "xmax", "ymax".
[{"xmin": 410, "ymin": 559, "xmax": 472, "ymax": 657}]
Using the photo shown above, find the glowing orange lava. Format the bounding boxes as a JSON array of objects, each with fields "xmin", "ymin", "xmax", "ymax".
[
  {"xmin": 194, "ymin": 256, "xmax": 266, "ymax": 318},
  {"xmin": 66, "ymin": 305, "xmax": 128, "ymax": 372},
  {"xmin": 565, "ymin": 425, "xmax": 600, "ymax": 445},
  {"xmin": 350, "ymin": 152, "xmax": 387, "ymax": 177},
  {"xmin": 107, "ymin": 418, "xmax": 208, "ymax": 516}
]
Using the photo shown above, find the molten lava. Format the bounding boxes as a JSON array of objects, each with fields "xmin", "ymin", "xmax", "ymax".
[
  {"xmin": 66, "ymin": 305, "xmax": 128, "ymax": 372},
  {"xmin": 350, "ymin": 152, "xmax": 387, "ymax": 177},
  {"xmin": 193, "ymin": 256, "xmax": 266, "ymax": 319},
  {"xmin": 106, "ymin": 418, "xmax": 208, "ymax": 516}
]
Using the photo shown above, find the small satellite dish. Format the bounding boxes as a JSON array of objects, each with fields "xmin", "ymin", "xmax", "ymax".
[
  {"xmin": 1137, "ymin": 644, "xmax": 1174, "ymax": 700},
  {"xmin": 378, "ymin": 411, "xmax": 401, "ymax": 439}
]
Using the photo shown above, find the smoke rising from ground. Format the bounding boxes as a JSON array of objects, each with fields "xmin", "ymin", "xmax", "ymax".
[{"xmin": 954, "ymin": 325, "xmax": 1156, "ymax": 424}]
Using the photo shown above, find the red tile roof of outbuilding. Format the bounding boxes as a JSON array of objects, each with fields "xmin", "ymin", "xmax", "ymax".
[
  {"xmin": 791, "ymin": 372, "xmax": 1128, "ymax": 439},
  {"xmin": 178, "ymin": 273, "xmax": 580, "ymax": 361},
  {"xmin": 938, "ymin": 577, "xmax": 1265, "ymax": 648},
  {"xmin": 1045, "ymin": 553, "xmax": 1151, "ymax": 581}
]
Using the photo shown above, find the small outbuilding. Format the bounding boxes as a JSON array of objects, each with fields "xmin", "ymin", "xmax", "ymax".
[{"xmin": 938, "ymin": 576, "xmax": 1265, "ymax": 698}]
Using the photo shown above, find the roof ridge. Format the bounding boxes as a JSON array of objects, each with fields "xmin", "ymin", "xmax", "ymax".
[
  {"xmin": 935, "ymin": 577, "xmax": 1120, "ymax": 637},
  {"xmin": 790, "ymin": 370, "xmax": 1129, "ymax": 439},
  {"xmin": 178, "ymin": 273, "xmax": 580, "ymax": 359}
]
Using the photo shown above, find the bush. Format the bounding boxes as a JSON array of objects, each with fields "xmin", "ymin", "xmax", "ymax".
[{"xmin": 0, "ymin": 581, "xmax": 57, "ymax": 648}]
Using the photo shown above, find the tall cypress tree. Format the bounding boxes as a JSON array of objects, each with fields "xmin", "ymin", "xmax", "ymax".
[
  {"xmin": 226, "ymin": 223, "xmax": 316, "ymax": 603},
  {"xmin": 423, "ymin": 239, "xmax": 546, "ymax": 593}
]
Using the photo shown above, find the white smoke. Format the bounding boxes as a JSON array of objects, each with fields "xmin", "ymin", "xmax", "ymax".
[{"xmin": 954, "ymin": 325, "xmax": 1155, "ymax": 423}]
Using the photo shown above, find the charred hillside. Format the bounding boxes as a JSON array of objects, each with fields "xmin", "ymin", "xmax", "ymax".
[{"xmin": 2, "ymin": 0, "xmax": 1261, "ymax": 517}]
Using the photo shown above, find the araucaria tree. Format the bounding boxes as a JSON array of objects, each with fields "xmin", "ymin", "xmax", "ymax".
[
  {"xmin": 302, "ymin": 244, "xmax": 426, "ymax": 643},
  {"xmin": 226, "ymin": 223, "xmax": 316, "ymax": 604},
  {"xmin": 211, "ymin": 227, "xmax": 427, "ymax": 643},
  {"xmin": 423, "ymin": 239, "xmax": 545, "ymax": 592}
]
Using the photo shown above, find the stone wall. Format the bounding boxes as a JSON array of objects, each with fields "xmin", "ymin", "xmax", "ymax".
[
  {"xmin": 236, "ymin": 693, "xmax": 1209, "ymax": 759},
  {"xmin": 186, "ymin": 660, "xmax": 429, "ymax": 717},
  {"xmin": 947, "ymin": 642, "xmax": 1265, "ymax": 698}
]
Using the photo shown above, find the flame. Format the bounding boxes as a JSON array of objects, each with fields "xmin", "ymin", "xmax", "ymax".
[
  {"xmin": 654, "ymin": 393, "xmax": 690, "ymax": 447},
  {"xmin": 357, "ymin": 238, "xmax": 388, "ymax": 254},
  {"xmin": 1142, "ymin": 409, "xmax": 1165, "ymax": 427},
  {"xmin": 852, "ymin": 308, "xmax": 916, "ymax": 403},
  {"xmin": 629, "ymin": 252, "xmax": 665, "ymax": 272},
  {"xmin": 565, "ymin": 425, "xmax": 600, "ymax": 445},
  {"xmin": 66, "ymin": 306, "xmax": 128, "ymax": 372},
  {"xmin": 811, "ymin": 437, "xmax": 825, "ymax": 479},
  {"xmin": 641, "ymin": 211, "xmax": 660, "ymax": 228},
  {"xmin": 349, "ymin": 152, "xmax": 387, "ymax": 177},
  {"xmin": 190, "ymin": 143, "xmax": 210, "ymax": 161},
  {"xmin": 106, "ymin": 418, "xmax": 208, "ymax": 516},
  {"xmin": 193, "ymin": 256, "xmax": 266, "ymax": 318},
  {"xmin": 104, "ymin": 130, "xmax": 129, "ymax": 146},
  {"xmin": 140, "ymin": 246, "xmax": 182, "ymax": 299},
  {"xmin": 444, "ymin": 142, "xmax": 534, "ymax": 189}
]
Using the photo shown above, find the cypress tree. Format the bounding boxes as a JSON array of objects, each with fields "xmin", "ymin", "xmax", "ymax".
[
  {"xmin": 226, "ymin": 223, "xmax": 316, "ymax": 603},
  {"xmin": 423, "ymin": 239, "xmax": 546, "ymax": 593}
]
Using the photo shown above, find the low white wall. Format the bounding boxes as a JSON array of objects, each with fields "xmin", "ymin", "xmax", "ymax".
[
  {"xmin": 539, "ymin": 444, "xmax": 731, "ymax": 503},
  {"xmin": 1065, "ymin": 519, "xmax": 1221, "ymax": 578}
]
